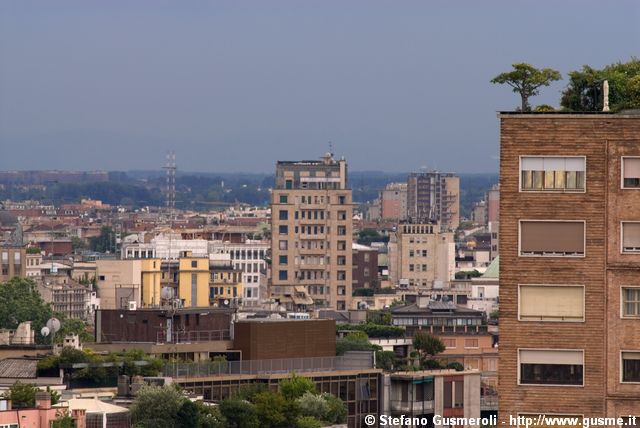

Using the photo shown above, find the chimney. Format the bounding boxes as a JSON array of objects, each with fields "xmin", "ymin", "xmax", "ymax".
[{"xmin": 35, "ymin": 391, "xmax": 51, "ymax": 410}]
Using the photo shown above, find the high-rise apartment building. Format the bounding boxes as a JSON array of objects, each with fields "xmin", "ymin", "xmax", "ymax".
[
  {"xmin": 499, "ymin": 112, "xmax": 640, "ymax": 421},
  {"xmin": 0, "ymin": 245, "xmax": 26, "ymax": 281},
  {"xmin": 391, "ymin": 222, "xmax": 455, "ymax": 288},
  {"xmin": 407, "ymin": 172, "xmax": 460, "ymax": 231},
  {"xmin": 271, "ymin": 153, "xmax": 353, "ymax": 310},
  {"xmin": 380, "ymin": 182, "xmax": 408, "ymax": 221}
]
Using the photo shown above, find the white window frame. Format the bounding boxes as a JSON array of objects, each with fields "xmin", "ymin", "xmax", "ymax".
[
  {"xmin": 518, "ymin": 284, "xmax": 585, "ymax": 323},
  {"xmin": 621, "ymin": 221, "xmax": 640, "ymax": 254},
  {"xmin": 620, "ymin": 286, "xmax": 640, "ymax": 319},
  {"xmin": 518, "ymin": 155, "xmax": 587, "ymax": 193},
  {"xmin": 517, "ymin": 348, "xmax": 585, "ymax": 387},
  {"xmin": 621, "ymin": 156, "xmax": 640, "ymax": 190},
  {"xmin": 518, "ymin": 219, "xmax": 586, "ymax": 258},
  {"xmin": 620, "ymin": 350, "xmax": 640, "ymax": 384}
]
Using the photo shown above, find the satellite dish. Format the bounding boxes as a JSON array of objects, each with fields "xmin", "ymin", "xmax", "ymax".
[
  {"xmin": 161, "ymin": 287, "xmax": 174, "ymax": 300},
  {"xmin": 41, "ymin": 327, "xmax": 50, "ymax": 337},
  {"xmin": 46, "ymin": 318, "xmax": 61, "ymax": 334},
  {"xmin": 223, "ymin": 300, "xmax": 229, "ymax": 306}
]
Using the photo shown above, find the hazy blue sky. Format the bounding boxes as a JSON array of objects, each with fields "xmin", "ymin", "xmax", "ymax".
[{"xmin": 1, "ymin": 1, "xmax": 638, "ymax": 173}]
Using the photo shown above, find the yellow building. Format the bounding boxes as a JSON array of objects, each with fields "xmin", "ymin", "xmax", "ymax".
[
  {"xmin": 178, "ymin": 252, "xmax": 210, "ymax": 307},
  {"xmin": 209, "ymin": 264, "xmax": 242, "ymax": 306},
  {"xmin": 140, "ymin": 259, "xmax": 162, "ymax": 307}
]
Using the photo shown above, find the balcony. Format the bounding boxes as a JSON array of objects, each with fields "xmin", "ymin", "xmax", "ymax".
[{"xmin": 390, "ymin": 400, "xmax": 434, "ymax": 413}]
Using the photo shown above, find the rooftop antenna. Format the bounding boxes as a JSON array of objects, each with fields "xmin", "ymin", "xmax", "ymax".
[
  {"xmin": 163, "ymin": 151, "xmax": 176, "ymax": 218},
  {"xmin": 328, "ymin": 141, "xmax": 333, "ymax": 156}
]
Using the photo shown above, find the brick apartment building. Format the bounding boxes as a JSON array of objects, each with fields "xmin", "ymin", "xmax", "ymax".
[{"xmin": 499, "ymin": 112, "xmax": 640, "ymax": 420}]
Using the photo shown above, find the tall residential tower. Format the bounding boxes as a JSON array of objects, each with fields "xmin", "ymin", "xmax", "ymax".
[{"xmin": 271, "ymin": 153, "xmax": 353, "ymax": 310}]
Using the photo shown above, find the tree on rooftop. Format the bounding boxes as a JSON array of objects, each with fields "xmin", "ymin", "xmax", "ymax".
[
  {"xmin": 561, "ymin": 58, "xmax": 640, "ymax": 112},
  {"xmin": 412, "ymin": 331, "xmax": 445, "ymax": 365},
  {"xmin": 491, "ymin": 63, "xmax": 561, "ymax": 111},
  {"xmin": 0, "ymin": 277, "xmax": 53, "ymax": 344}
]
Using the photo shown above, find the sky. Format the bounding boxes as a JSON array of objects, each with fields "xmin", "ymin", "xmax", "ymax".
[{"xmin": 1, "ymin": 1, "xmax": 638, "ymax": 174}]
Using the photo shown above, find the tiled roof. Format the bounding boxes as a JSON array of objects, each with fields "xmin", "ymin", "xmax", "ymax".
[{"xmin": 0, "ymin": 358, "xmax": 38, "ymax": 378}]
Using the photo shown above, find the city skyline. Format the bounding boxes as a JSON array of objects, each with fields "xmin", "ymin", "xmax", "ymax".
[{"xmin": 1, "ymin": 0, "xmax": 639, "ymax": 173}]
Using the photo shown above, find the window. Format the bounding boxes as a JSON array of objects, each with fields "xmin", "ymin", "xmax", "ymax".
[
  {"xmin": 622, "ymin": 222, "xmax": 640, "ymax": 253},
  {"xmin": 278, "ymin": 270, "xmax": 288, "ymax": 281},
  {"xmin": 337, "ymin": 256, "xmax": 346, "ymax": 265},
  {"xmin": 519, "ymin": 220, "xmax": 585, "ymax": 256},
  {"xmin": 409, "ymin": 264, "xmax": 414, "ymax": 272},
  {"xmin": 337, "ymin": 241, "xmax": 346, "ymax": 251},
  {"xmin": 364, "ymin": 253, "xmax": 370, "ymax": 262},
  {"xmin": 409, "ymin": 250, "xmax": 414, "ymax": 257},
  {"xmin": 338, "ymin": 211, "xmax": 347, "ymax": 220},
  {"xmin": 337, "ymin": 271, "xmax": 346, "ymax": 281},
  {"xmin": 279, "ymin": 195, "xmax": 288, "ymax": 203},
  {"xmin": 465, "ymin": 339, "xmax": 479, "ymax": 348},
  {"xmin": 285, "ymin": 179, "xmax": 293, "ymax": 189},
  {"xmin": 519, "ymin": 349, "xmax": 583, "ymax": 386},
  {"xmin": 338, "ymin": 195, "xmax": 346, "ymax": 205},
  {"xmin": 279, "ymin": 225, "xmax": 288, "ymax": 235},
  {"xmin": 279, "ymin": 210, "xmax": 288, "ymax": 220},
  {"xmin": 443, "ymin": 338, "xmax": 456, "ymax": 348},
  {"xmin": 279, "ymin": 255, "xmax": 288, "ymax": 265},
  {"xmin": 622, "ymin": 157, "xmax": 640, "ymax": 188},
  {"xmin": 279, "ymin": 240, "xmax": 288, "ymax": 250},
  {"xmin": 622, "ymin": 287, "xmax": 640, "ymax": 317},
  {"xmin": 519, "ymin": 285, "xmax": 584, "ymax": 322},
  {"xmin": 520, "ymin": 156, "xmax": 585, "ymax": 191},
  {"xmin": 622, "ymin": 352, "xmax": 640, "ymax": 382},
  {"xmin": 191, "ymin": 260, "xmax": 198, "ymax": 268},
  {"xmin": 337, "ymin": 226, "xmax": 346, "ymax": 236}
]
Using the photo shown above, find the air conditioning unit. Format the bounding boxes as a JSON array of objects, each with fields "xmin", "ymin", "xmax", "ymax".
[{"xmin": 128, "ymin": 301, "xmax": 137, "ymax": 311}]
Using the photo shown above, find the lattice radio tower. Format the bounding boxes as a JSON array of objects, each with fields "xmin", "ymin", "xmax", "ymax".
[{"xmin": 163, "ymin": 151, "xmax": 176, "ymax": 219}]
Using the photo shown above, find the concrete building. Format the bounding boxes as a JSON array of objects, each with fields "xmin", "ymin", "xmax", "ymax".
[
  {"xmin": 0, "ymin": 245, "xmax": 26, "ymax": 281},
  {"xmin": 208, "ymin": 261, "xmax": 242, "ymax": 307},
  {"xmin": 208, "ymin": 241, "xmax": 268, "ymax": 307},
  {"xmin": 382, "ymin": 369, "xmax": 482, "ymax": 426},
  {"xmin": 37, "ymin": 275, "xmax": 94, "ymax": 320},
  {"xmin": 380, "ymin": 182, "xmax": 408, "ymax": 221},
  {"xmin": 407, "ymin": 171, "xmax": 460, "ymax": 231},
  {"xmin": 0, "ymin": 392, "xmax": 88, "ymax": 428},
  {"xmin": 95, "ymin": 260, "xmax": 142, "ymax": 310},
  {"xmin": 177, "ymin": 252, "xmax": 210, "ymax": 308},
  {"xmin": 498, "ymin": 112, "xmax": 640, "ymax": 420},
  {"xmin": 392, "ymin": 222, "xmax": 455, "ymax": 288},
  {"xmin": 271, "ymin": 152, "xmax": 353, "ymax": 310}
]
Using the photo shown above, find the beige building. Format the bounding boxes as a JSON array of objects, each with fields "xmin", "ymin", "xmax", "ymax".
[
  {"xmin": 0, "ymin": 245, "xmax": 26, "ymax": 282},
  {"xmin": 407, "ymin": 171, "xmax": 460, "ymax": 231},
  {"xmin": 271, "ymin": 153, "xmax": 353, "ymax": 310},
  {"xmin": 95, "ymin": 259, "xmax": 142, "ymax": 310},
  {"xmin": 392, "ymin": 222, "xmax": 455, "ymax": 288}
]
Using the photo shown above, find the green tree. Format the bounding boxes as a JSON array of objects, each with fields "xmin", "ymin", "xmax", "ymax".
[
  {"xmin": 1, "ymin": 382, "xmax": 59, "ymax": 409},
  {"xmin": 253, "ymin": 391, "xmax": 289, "ymax": 428},
  {"xmin": 130, "ymin": 384, "xmax": 185, "ymax": 427},
  {"xmin": 0, "ymin": 277, "xmax": 53, "ymax": 344},
  {"xmin": 295, "ymin": 416, "xmax": 323, "ymax": 428},
  {"xmin": 375, "ymin": 350, "xmax": 397, "ymax": 371},
  {"xmin": 176, "ymin": 400, "xmax": 200, "ymax": 428},
  {"xmin": 218, "ymin": 398, "xmax": 260, "ymax": 428},
  {"xmin": 413, "ymin": 331, "xmax": 445, "ymax": 363},
  {"xmin": 321, "ymin": 393, "xmax": 347, "ymax": 424},
  {"xmin": 561, "ymin": 58, "xmax": 640, "ymax": 112},
  {"xmin": 296, "ymin": 392, "xmax": 329, "ymax": 421},
  {"xmin": 336, "ymin": 331, "xmax": 377, "ymax": 355},
  {"xmin": 279, "ymin": 373, "xmax": 316, "ymax": 401},
  {"xmin": 71, "ymin": 236, "xmax": 88, "ymax": 252},
  {"xmin": 55, "ymin": 318, "xmax": 93, "ymax": 344},
  {"xmin": 491, "ymin": 63, "xmax": 562, "ymax": 111},
  {"xmin": 89, "ymin": 226, "xmax": 116, "ymax": 253},
  {"xmin": 51, "ymin": 410, "xmax": 75, "ymax": 428}
]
